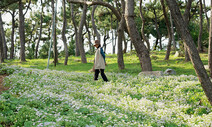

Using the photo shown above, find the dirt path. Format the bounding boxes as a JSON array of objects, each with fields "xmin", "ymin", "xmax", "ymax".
[{"xmin": 0, "ymin": 74, "xmax": 9, "ymax": 94}]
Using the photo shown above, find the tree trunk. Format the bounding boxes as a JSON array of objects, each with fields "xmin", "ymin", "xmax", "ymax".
[
  {"xmin": 0, "ymin": 30, "xmax": 4, "ymax": 63},
  {"xmin": 91, "ymin": 4, "xmax": 101, "ymax": 41},
  {"xmin": 139, "ymin": 0, "xmax": 150, "ymax": 51},
  {"xmin": 170, "ymin": 13, "xmax": 176, "ymax": 51},
  {"xmin": 0, "ymin": 13, "xmax": 7, "ymax": 59},
  {"xmin": 70, "ymin": 4, "xmax": 80, "ymax": 56},
  {"xmin": 198, "ymin": 0, "xmax": 203, "ymax": 52},
  {"xmin": 203, "ymin": 0, "xmax": 209, "ymax": 32},
  {"xmin": 183, "ymin": 0, "xmax": 193, "ymax": 62},
  {"xmin": 10, "ymin": 11, "xmax": 15, "ymax": 59},
  {"xmin": 19, "ymin": 0, "xmax": 26, "ymax": 62},
  {"xmin": 123, "ymin": 34, "xmax": 127, "ymax": 53},
  {"xmin": 85, "ymin": 20, "xmax": 92, "ymax": 52},
  {"xmin": 78, "ymin": 4, "xmax": 87, "ymax": 63},
  {"xmin": 62, "ymin": 0, "xmax": 69, "ymax": 65},
  {"xmin": 117, "ymin": 0, "xmax": 125, "ymax": 70},
  {"xmin": 125, "ymin": 0, "xmax": 152, "ymax": 71},
  {"xmin": 160, "ymin": 0, "xmax": 173, "ymax": 60},
  {"xmin": 153, "ymin": 8, "xmax": 162, "ymax": 50},
  {"xmin": 52, "ymin": 0, "xmax": 58, "ymax": 65},
  {"xmin": 208, "ymin": 0, "xmax": 212, "ymax": 78},
  {"xmin": 35, "ymin": 0, "xmax": 43, "ymax": 59},
  {"xmin": 166, "ymin": 0, "xmax": 212, "ymax": 105}
]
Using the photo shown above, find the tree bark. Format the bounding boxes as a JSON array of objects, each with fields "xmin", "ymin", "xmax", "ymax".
[
  {"xmin": 0, "ymin": 29, "xmax": 4, "ymax": 63},
  {"xmin": 208, "ymin": 0, "xmax": 212, "ymax": 78},
  {"xmin": 139, "ymin": 0, "xmax": 150, "ymax": 50},
  {"xmin": 19, "ymin": 0, "xmax": 26, "ymax": 62},
  {"xmin": 0, "ymin": 13, "xmax": 7, "ymax": 59},
  {"xmin": 51, "ymin": 0, "xmax": 58, "ymax": 65},
  {"xmin": 125, "ymin": 0, "xmax": 152, "ymax": 71},
  {"xmin": 85, "ymin": 20, "xmax": 92, "ymax": 52},
  {"xmin": 117, "ymin": 0, "xmax": 125, "ymax": 70},
  {"xmin": 203, "ymin": 0, "xmax": 209, "ymax": 32},
  {"xmin": 183, "ymin": 0, "xmax": 193, "ymax": 62},
  {"xmin": 78, "ymin": 4, "xmax": 87, "ymax": 63},
  {"xmin": 10, "ymin": 11, "xmax": 15, "ymax": 59},
  {"xmin": 166, "ymin": 0, "xmax": 212, "ymax": 105},
  {"xmin": 91, "ymin": 4, "xmax": 101, "ymax": 41},
  {"xmin": 62, "ymin": 0, "xmax": 69, "ymax": 65},
  {"xmin": 35, "ymin": 0, "xmax": 43, "ymax": 59},
  {"xmin": 198, "ymin": 0, "xmax": 203, "ymax": 52},
  {"xmin": 70, "ymin": 4, "xmax": 80, "ymax": 56},
  {"xmin": 160, "ymin": 0, "xmax": 172, "ymax": 60},
  {"xmin": 170, "ymin": 13, "xmax": 176, "ymax": 51},
  {"xmin": 153, "ymin": 8, "xmax": 162, "ymax": 50}
]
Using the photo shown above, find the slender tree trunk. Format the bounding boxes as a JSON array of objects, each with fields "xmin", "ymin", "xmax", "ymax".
[
  {"xmin": 183, "ymin": 0, "xmax": 193, "ymax": 62},
  {"xmin": 113, "ymin": 29, "xmax": 117, "ymax": 54},
  {"xmin": 70, "ymin": 4, "xmax": 80, "ymax": 56},
  {"xmin": 203, "ymin": 0, "xmax": 209, "ymax": 32},
  {"xmin": 198, "ymin": 0, "xmax": 203, "ymax": 52},
  {"xmin": 52, "ymin": 0, "xmax": 58, "ymax": 65},
  {"xmin": 154, "ymin": 37, "xmax": 159, "ymax": 50},
  {"xmin": 0, "ymin": 13, "xmax": 7, "ymax": 59},
  {"xmin": 91, "ymin": 4, "xmax": 100, "ymax": 41},
  {"xmin": 0, "ymin": 30, "xmax": 4, "ymax": 62},
  {"xmin": 166, "ymin": 0, "xmax": 212, "ymax": 105},
  {"xmin": 78, "ymin": 4, "xmax": 87, "ymax": 63},
  {"xmin": 85, "ymin": 20, "xmax": 92, "ymax": 52},
  {"xmin": 117, "ymin": 0, "xmax": 125, "ymax": 70},
  {"xmin": 35, "ymin": 0, "xmax": 43, "ymax": 58},
  {"xmin": 62, "ymin": 0, "xmax": 69, "ymax": 65},
  {"xmin": 125, "ymin": 0, "xmax": 152, "ymax": 71},
  {"xmin": 139, "ymin": 0, "xmax": 150, "ymax": 50},
  {"xmin": 208, "ymin": 0, "xmax": 212, "ymax": 78},
  {"xmin": 170, "ymin": 13, "xmax": 176, "ymax": 51},
  {"xmin": 160, "ymin": 0, "xmax": 173, "ymax": 60},
  {"xmin": 19, "ymin": 0, "xmax": 26, "ymax": 62},
  {"xmin": 10, "ymin": 11, "xmax": 15, "ymax": 59},
  {"xmin": 123, "ymin": 34, "xmax": 127, "ymax": 53},
  {"xmin": 153, "ymin": 8, "xmax": 162, "ymax": 50}
]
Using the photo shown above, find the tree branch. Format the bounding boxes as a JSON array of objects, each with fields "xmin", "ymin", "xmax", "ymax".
[{"xmin": 67, "ymin": 0, "xmax": 121, "ymax": 21}]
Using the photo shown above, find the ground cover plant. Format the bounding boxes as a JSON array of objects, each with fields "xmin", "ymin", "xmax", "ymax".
[{"xmin": 0, "ymin": 65, "xmax": 211, "ymax": 127}]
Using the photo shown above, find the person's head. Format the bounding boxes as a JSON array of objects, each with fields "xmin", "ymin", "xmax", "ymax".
[{"xmin": 94, "ymin": 40, "xmax": 100, "ymax": 48}]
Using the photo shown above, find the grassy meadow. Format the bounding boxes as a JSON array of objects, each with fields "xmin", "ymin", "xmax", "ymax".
[{"xmin": 3, "ymin": 51, "xmax": 209, "ymax": 76}]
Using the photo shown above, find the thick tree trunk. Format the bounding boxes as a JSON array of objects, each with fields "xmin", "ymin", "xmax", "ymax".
[
  {"xmin": 198, "ymin": 0, "xmax": 203, "ymax": 52},
  {"xmin": 208, "ymin": 0, "xmax": 212, "ymax": 78},
  {"xmin": 52, "ymin": 0, "xmax": 58, "ymax": 65},
  {"xmin": 0, "ymin": 13, "xmax": 7, "ymax": 59},
  {"xmin": 62, "ymin": 0, "xmax": 69, "ymax": 65},
  {"xmin": 10, "ymin": 11, "xmax": 15, "ymax": 59},
  {"xmin": 160, "ymin": 0, "xmax": 173, "ymax": 60},
  {"xmin": 166, "ymin": 0, "xmax": 212, "ymax": 105},
  {"xmin": 70, "ymin": 4, "xmax": 80, "ymax": 56},
  {"xmin": 139, "ymin": 0, "xmax": 150, "ymax": 50},
  {"xmin": 35, "ymin": 0, "xmax": 43, "ymax": 59},
  {"xmin": 19, "ymin": 0, "xmax": 26, "ymax": 62},
  {"xmin": 117, "ymin": 0, "xmax": 125, "ymax": 70},
  {"xmin": 123, "ymin": 34, "xmax": 127, "ymax": 53},
  {"xmin": 91, "ymin": 4, "xmax": 101, "ymax": 41},
  {"xmin": 78, "ymin": 4, "xmax": 87, "ymax": 63},
  {"xmin": 183, "ymin": 0, "xmax": 193, "ymax": 62},
  {"xmin": 125, "ymin": 0, "xmax": 152, "ymax": 71}
]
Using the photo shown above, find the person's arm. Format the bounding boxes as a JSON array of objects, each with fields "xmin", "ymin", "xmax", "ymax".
[{"xmin": 100, "ymin": 48, "xmax": 105, "ymax": 62}]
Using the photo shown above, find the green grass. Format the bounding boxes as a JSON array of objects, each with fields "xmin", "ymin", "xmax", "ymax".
[{"xmin": 3, "ymin": 51, "xmax": 209, "ymax": 76}]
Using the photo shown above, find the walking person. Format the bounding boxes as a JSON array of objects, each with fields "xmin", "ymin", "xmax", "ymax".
[{"xmin": 93, "ymin": 40, "xmax": 108, "ymax": 82}]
